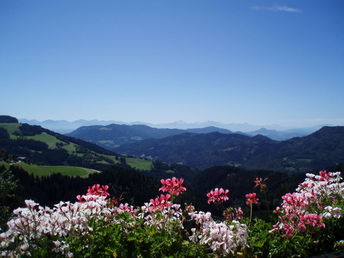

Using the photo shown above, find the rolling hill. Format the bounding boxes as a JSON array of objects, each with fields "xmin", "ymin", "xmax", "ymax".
[
  {"xmin": 67, "ymin": 124, "xmax": 232, "ymax": 150},
  {"xmin": 0, "ymin": 116, "xmax": 152, "ymax": 171},
  {"xmin": 115, "ymin": 126, "xmax": 344, "ymax": 172}
]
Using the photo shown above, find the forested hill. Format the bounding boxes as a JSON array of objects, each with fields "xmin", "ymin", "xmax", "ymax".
[
  {"xmin": 67, "ymin": 124, "xmax": 232, "ymax": 149},
  {"xmin": 115, "ymin": 126, "xmax": 344, "ymax": 173},
  {"xmin": 0, "ymin": 116, "xmax": 123, "ymax": 170}
]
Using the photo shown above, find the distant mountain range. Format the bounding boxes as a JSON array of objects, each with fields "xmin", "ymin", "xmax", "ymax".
[
  {"xmin": 115, "ymin": 126, "xmax": 344, "ymax": 173},
  {"xmin": 20, "ymin": 118, "xmax": 321, "ymax": 140},
  {"xmin": 64, "ymin": 121, "xmax": 344, "ymax": 173},
  {"xmin": 67, "ymin": 124, "xmax": 233, "ymax": 149}
]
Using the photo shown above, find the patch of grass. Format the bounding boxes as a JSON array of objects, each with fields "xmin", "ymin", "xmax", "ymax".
[
  {"xmin": 26, "ymin": 133, "xmax": 63, "ymax": 149},
  {"xmin": 0, "ymin": 123, "xmax": 20, "ymax": 139},
  {"xmin": 14, "ymin": 162, "xmax": 97, "ymax": 178},
  {"xmin": 125, "ymin": 158, "xmax": 152, "ymax": 171},
  {"xmin": 101, "ymin": 154, "xmax": 120, "ymax": 164},
  {"xmin": 98, "ymin": 140, "xmax": 119, "ymax": 148},
  {"xmin": 0, "ymin": 161, "xmax": 9, "ymax": 169},
  {"xmin": 62, "ymin": 143, "xmax": 77, "ymax": 153}
]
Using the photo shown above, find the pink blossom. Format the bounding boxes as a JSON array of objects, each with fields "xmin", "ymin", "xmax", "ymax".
[
  {"xmin": 159, "ymin": 177, "xmax": 186, "ymax": 196},
  {"xmin": 300, "ymin": 214, "xmax": 325, "ymax": 228},
  {"xmin": 206, "ymin": 188, "xmax": 230, "ymax": 204},
  {"xmin": 271, "ymin": 170, "xmax": 343, "ymax": 238},
  {"xmin": 118, "ymin": 203, "xmax": 137, "ymax": 215},
  {"xmin": 245, "ymin": 193, "xmax": 259, "ymax": 206},
  {"xmin": 253, "ymin": 177, "xmax": 268, "ymax": 188},
  {"xmin": 77, "ymin": 184, "xmax": 110, "ymax": 202},
  {"xmin": 149, "ymin": 194, "xmax": 172, "ymax": 212},
  {"xmin": 76, "ymin": 195, "xmax": 85, "ymax": 202},
  {"xmin": 318, "ymin": 170, "xmax": 331, "ymax": 181},
  {"xmin": 87, "ymin": 184, "xmax": 110, "ymax": 197}
]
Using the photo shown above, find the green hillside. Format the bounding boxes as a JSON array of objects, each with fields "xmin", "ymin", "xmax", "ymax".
[
  {"xmin": 0, "ymin": 161, "xmax": 96, "ymax": 178},
  {"xmin": 0, "ymin": 123, "xmax": 20, "ymax": 139},
  {"xmin": 0, "ymin": 117, "xmax": 153, "ymax": 171}
]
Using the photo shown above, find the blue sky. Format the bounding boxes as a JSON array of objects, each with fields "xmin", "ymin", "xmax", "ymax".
[{"xmin": 1, "ymin": 0, "xmax": 343, "ymax": 127}]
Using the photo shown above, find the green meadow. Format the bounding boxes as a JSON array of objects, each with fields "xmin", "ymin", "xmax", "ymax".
[
  {"xmin": 0, "ymin": 123, "xmax": 20, "ymax": 138},
  {"xmin": 26, "ymin": 132, "xmax": 63, "ymax": 148},
  {"xmin": 0, "ymin": 161, "xmax": 97, "ymax": 178},
  {"xmin": 125, "ymin": 157, "xmax": 153, "ymax": 171}
]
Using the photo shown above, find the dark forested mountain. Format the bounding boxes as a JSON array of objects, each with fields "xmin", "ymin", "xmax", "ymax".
[
  {"xmin": 116, "ymin": 132, "xmax": 278, "ymax": 169},
  {"xmin": 115, "ymin": 126, "xmax": 344, "ymax": 173},
  {"xmin": 67, "ymin": 124, "xmax": 232, "ymax": 150},
  {"xmin": 0, "ymin": 116, "xmax": 19, "ymax": 123}
]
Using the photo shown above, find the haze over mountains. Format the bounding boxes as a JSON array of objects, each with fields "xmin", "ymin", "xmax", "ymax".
[
  {"xmin": 21, "ymin": 118, "xmax": 322, "ymax": 141},
  {"xmin": 65, "ymin": 121, "xmax": 344, "ymax": 173},
  {"xmin": 67, "ymin": 124, "xmax": 232, "ymax": 149},
  {"xmin": 115, "ymin": 126, "xmax": 344, "ymax": 173},
  {"xmin": 3, "ymin": 115, "xmax": 344, "ymax": 174}
]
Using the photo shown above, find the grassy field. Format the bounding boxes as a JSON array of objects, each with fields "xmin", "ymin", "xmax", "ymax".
[
  {"xmin": 125, "ymin": 157, "xmax": 153, "ymax": 171},
  {"xmin": 0, "ymin": 122, "xmax": 154, "ymax": 172},
  {"xmin": 1, "ymin": 161, "xmax": 97, "ymax": 178},
  {"xmin": 26, "ymin": 133, "xmax": 63, "ymax": 149},
  {"xmin": 101, "ymin": 155, "xmax": 153, "ymax": 171},
  {"xmin": 62, "ymin": 143, "xmax": 77, "ymax": 153},
  {"xmin": 0, "ymin": 123, "xmax": 20, "ymax": 138},
  {"xmin": 101, "ymin": 154, "xmax": 120, "ymax": 163}
]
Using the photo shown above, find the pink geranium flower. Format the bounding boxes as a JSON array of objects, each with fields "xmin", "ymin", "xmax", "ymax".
[
  {"xmin": 118, "ymin": 203, "xmax": 137, "ymax": 215},
  {"xmin": 159, "ymin": 177, "xmax": 187, "ymax": 196},
  {"xmin": 206, "ymin": 188, "xmax": 229, "ymax": 204},
  {"xmin": 76, "ymin": 184, "xmax": 110, "ymax": 202},
  {"xmin": 149, "ymin": 194, "xmax": 173, "ymax": 212},
  {"xmin": 87, "ymin": 184, "xmax": 110, "ymax": 197},
  {"xmin": 245, "ymin": 193, "xmax": 259, "ymax": 206},
  {"xmin": 253, "ymin": 177, "xmax": 268, "ymax": 189}
]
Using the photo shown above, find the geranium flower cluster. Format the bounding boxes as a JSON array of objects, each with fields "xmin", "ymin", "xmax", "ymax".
[
  {"xmin": 149, "ymin": 194, "xmax": 173, "ymax": 212},
  {"xmin": 0, "ymin": 195, "xmax": 110, "ymax": 257},
  {"xmin": 138, "ymin": 203, "xmax": 183, "ymax": 230},
  {"xmin": 117, "ymin": 203, "xmax": 137, "ymax": 215},
  {"xmin": 245, "ymin": 193, "xmax": 259, "ymax": 206},
  {"xmin": 189, "ymin": 210, "xmax": 248, "ymax": 255},
  {"xmin": 206, "ymin": 188, "xmax": 230, "ymax": 204},
  {"xmin": 253, "ymin": 177, "xmax": 268, "ymax": 191},
  {"xmin": 271, "ymin": 170, "xmax": 344, "ymax": 238},
  {"xmin": 76, "ymin": 184, "xmax": 110, "ymax": 202},
  {"xmin": 159, "ymin": 177, "xmax": 186, "ymax": 196}
]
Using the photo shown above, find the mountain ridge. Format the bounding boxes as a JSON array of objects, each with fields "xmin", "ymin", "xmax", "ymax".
[
  {"xmin": 67, "ymin": 124, "xmax": 233, "ymax": 149},
  {"xmin": 115, "ymin": 126, "xmax": 344, "ymax": 173},
  {"xmin": 21, "ymin": 118, "xmax": 322, "ymax": 139}
]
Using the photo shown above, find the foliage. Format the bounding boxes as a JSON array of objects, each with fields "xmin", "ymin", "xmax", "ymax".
[
  {"xmin": 1, "ymin": 170, "xmax": 343, "ymax": 257},
  {"xmin": 0, "ymin": 166, "xmax": 18, "ymax": 229}
]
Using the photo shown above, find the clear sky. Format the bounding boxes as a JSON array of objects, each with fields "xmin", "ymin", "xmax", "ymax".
[{"xmin": 1, "ymin": 0, "xmax": 343, "ymax": 127}]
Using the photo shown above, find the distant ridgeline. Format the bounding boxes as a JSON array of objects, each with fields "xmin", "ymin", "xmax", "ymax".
[
  {"xmin": 114, "ymin": 127, "xmax": 344, "ymax": 173},
  {"xmin": 66, "ymin": 121, "xmax": 344, "ymax": 173}
]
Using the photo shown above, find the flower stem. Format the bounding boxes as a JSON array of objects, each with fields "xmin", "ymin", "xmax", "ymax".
[{"xmin": 249, "ymin": 203, "xmax": 253, "ymax": 224}]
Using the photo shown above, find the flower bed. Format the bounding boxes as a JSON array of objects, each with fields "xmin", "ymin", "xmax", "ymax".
[{"xmin": 1, "ymin": 173, "xmax": 343, "ymax": 257}]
